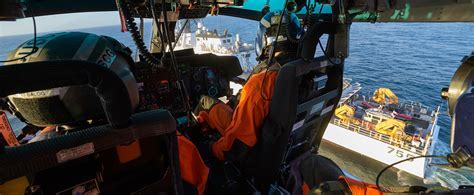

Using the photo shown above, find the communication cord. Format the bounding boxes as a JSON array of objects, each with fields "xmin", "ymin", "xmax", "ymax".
[
  {"xmin": 117, "ymin": 0, "xmax": 163, "ymax": 68},
  {"xmin": 375, "ymin": 155, "xmax": 446, "ymax": 191}
]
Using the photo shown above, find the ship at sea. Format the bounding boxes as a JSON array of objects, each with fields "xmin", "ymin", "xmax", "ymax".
[
  {"xmin": 174, "ymin": 19, "xmax": 256, "ymax": 73},
  {"xmin": 323, "ymin": 79, "xmax": 441, "ymax": 178}
]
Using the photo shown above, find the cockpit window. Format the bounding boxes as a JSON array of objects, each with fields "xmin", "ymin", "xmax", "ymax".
[{"xmin": 174, "ymin": 16, "xmax": 258, "ymax": 76}]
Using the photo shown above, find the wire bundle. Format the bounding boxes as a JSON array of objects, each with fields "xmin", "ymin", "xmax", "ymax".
[{"xmin": 117, "ymin": 0, "xmax": 163, "ymax": 68}]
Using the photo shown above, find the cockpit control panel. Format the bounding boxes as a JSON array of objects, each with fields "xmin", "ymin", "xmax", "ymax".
[{"xmin": 134, "ymin": 59, "xmax": 231, "ymax": 117}]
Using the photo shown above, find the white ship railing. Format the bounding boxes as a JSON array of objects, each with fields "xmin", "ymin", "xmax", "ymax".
[
  {"xmin": 422, "ymin": 105, "xmax": 440, "ymax": 154},
  {"xmin": 331, "ymin": 118, "xmax": 426, "ymax": 155},
  {"xmin": 339, "ymin": 82, "xmax": 362, "ymax": 104}
]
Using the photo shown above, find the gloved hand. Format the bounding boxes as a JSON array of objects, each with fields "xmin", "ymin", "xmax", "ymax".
[
  {"xmin": 196, "ymin": 103, "xmax": 233, "ymax": 135},
  {"xmin": 196, "ymin": 111, "xmax": 213, "ymax": 132}
]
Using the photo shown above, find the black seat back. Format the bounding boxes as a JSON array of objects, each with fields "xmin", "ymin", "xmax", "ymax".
[
  {"xmin": 0, "ymin": 60, "xmax": 182, "ymax": 194},
  {"xmin": 0, "ymin": 110, "xmax": 180, "ymax": 194},
  {"xmin": 248, "ymin": 57, "xmax": 343, "ymax": 191}
]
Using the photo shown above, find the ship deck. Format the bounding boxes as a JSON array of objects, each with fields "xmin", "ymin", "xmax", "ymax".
[
  {"xmin": 331, "ymin": 118, "xmax": 427, "ymax": 155},
  {"xmin": 331, "ymin": 80, "xmax": 440, "ymax": 156}
]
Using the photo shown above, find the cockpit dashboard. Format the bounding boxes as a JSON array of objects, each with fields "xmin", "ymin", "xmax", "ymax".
[{"xmin": 132, "ymin": 50, "xmax": 242, "ymax": 127}]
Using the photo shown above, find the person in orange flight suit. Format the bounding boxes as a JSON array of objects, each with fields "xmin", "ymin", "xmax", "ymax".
[
  {"xmin": 195, "ymin": 68, "xmax": 278, "ymax": 160},
  {"xmin": 195, "ymin": 9, "xmax": 302, "ymax": 161},
  {"xmin": 194, "ymin": 10, "xmax": 387, "ymax": 195}
]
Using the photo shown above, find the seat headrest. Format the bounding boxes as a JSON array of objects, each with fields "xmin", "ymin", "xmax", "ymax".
[{"xmin": 0, "ymin": 60, "xmax": 134, "ymax": 128}]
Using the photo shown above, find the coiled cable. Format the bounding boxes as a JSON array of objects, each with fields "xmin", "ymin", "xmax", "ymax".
[
  {"xmin": 116, "ymin": 0, "xmax": 163, "ymax": 69},
  {"xmin": 301, "ymin": 2, "xmax": 323, "ymax": 42}
]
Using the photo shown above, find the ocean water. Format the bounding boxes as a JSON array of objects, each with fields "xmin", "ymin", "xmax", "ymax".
[{"xmin": 1, "ymin": 16, "xmax": 473, "ymax": 188}]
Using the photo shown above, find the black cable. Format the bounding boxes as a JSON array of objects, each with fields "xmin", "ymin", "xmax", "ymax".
[
  {"xmin": 268, "ymin": 0, "xmax": 290, "ymax": 63},
  {"xmin": 303, "ymin": 2, "xmax": 310, "ymax": 29},
  {"xmin": 159, "ymin": 0, "xmax": 179, "ymax": 78},
  {"xmin": 149, "ymin": 1, "xmax": 189, "ymax": 121},
  {"xmin": 162, "ymin": 4, "xmax": 175, "ymax": 63},
  {"xmin": 158, "ymin": 0, "xmax": 192, "ymax": 114},
  {"xmin": 300, "ymin": 1, "xmax": 322, "ymax": 42},
  {"xmin": 296, "ymin": 0, "xmax": 317, "ymax": 56},
  {"xmin": 375, "ymin": 155, "xmax": 446, "ymax": 191},
  {"xmin": 302, "ymin": 0, "xmax": 314, "ymax": 29},
  {"xmin": 172, "ymin": 19, "xmax": 189, "ymax": 50},
  {"xmin": 1, "ymin": 5, "xmax": 37, "ymax": 63},
  {"xmin": 162, "ymin": 19, "xmax": 189, "ymax": 62},
  {"xmin": 135, "ymin": 15, "xmax": 145, "ymax": 61},
  {"xmin": 117, "ymin": 0, "xmax": 162, "ymax": 68},
  {"xmin": 318, "ymin": 40, "xmax": 342, "ymax": 65},
  {"xmin": 316, "ymin": 1, "xmax": 344, "ymax": 66},
  {"xmin": 259, "ymin": 0, "xmax": 291, "ymax": 102},
  {"xmin": 311, "ymin": 3, "xmax": 343, "ymax": 66},
  {"xmin": 147, "ymin": 0, "xmax": 166, "ymax": 62},
  {"xmin": 315, "ymin": 2, "xmax": 324, "ymax": 20}
]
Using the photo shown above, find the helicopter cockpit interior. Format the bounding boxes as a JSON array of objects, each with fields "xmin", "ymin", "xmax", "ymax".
[
  {"xmin": 0, "ymin": 0, "xmax": 346, "ymax": 194},
  {"xmin": 0, "ymin": 0, "xmax": 473, "ymax": 194}
]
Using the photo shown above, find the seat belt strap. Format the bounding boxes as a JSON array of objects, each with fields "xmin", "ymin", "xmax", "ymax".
[{"xmin": 286, "ymin": 150, "xmax": 311, "ymax": 194}]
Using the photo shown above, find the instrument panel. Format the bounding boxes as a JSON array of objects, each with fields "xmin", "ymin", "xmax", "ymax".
[
  {"xmin": 181, "ymin": 66, "xmax": 230, "ymax": 104},
  {"xmin": 134, "ymin": 63, "xmax": 230, "ymax": 114}
]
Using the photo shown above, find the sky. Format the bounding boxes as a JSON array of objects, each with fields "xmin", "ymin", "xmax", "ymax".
[{"xmin": 0, "ymin": 12, "xmax": 122, "ymax": 37}]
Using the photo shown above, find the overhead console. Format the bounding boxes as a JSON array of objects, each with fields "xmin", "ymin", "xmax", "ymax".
[
  {"xmin": 129, "ymin": 0, "xmax": 244, "ymax": 19},
  {"xmin": 0, "ymin": 0, "xmax": 244, "ymax": 20}
]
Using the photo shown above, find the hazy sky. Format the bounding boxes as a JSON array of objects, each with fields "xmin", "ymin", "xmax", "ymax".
[{"xmin": 0, "ymin": 12, "xmax": 122, "ymax": 37}]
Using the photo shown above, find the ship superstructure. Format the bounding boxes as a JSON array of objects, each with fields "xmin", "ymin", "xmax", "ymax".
[
  {"xmin": 323, "ymin": 79, "xmax": 440, "ymax": 178},
  {"xmin": 175, "ymin": 20, "xmax": 255, "ymax": 73}
]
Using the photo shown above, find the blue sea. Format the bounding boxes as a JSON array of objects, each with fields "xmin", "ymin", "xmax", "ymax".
[{"xmin": 1, "ymin": 16, "xmax": 473, "ymax": 189}]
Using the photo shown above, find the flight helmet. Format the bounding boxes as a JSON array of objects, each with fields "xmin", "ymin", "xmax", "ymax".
[
  {"xmin": 255, "ymin": 8, "xmax": 303, "ymax": 61},
  {"xmin": 4, "ymin": 32, "xmax": 139, "ymax": 127}
]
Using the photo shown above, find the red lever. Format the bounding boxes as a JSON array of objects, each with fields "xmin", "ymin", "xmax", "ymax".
[{"xmin": 0, "ymin": 111, "xmax": 19, "ymax": 146}]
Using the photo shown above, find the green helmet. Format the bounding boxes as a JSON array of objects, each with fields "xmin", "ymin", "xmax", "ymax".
[{"xmin": 5, "ymin": 32, "xmax": 139, "ymax": 127}]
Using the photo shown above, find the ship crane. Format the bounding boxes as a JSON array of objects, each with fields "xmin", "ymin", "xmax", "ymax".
[
  {"xmin": 335, "ymin": 104, "xmax": 355, "ymax": 123},
  {"xmin": 374, "ymin": 118, "xmax": 406, "ymax": 141},
  {"xmin": 372, "ymin": 88, "xmax": 399, "ymax": 105}
]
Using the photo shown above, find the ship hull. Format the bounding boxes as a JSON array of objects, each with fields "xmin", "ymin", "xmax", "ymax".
[{"xmin": 323, "ymin": 122, "xmax": 440, "ymax": 178}]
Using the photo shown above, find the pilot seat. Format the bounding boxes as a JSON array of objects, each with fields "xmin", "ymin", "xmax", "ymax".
[
  {"xmin": 221, "ymin": 56, "xmax": 346, "ymax": 194},
  {"xmin": 0, "ymin": 60, "xmax": 182, "ymax": 194}
]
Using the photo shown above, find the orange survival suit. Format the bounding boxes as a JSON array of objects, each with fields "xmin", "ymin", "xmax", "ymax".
[
  {"xmin": 177, "ymin": 132, "xmax": 209, "ymax": 195},
  {"xmin": 301, "ymin": 176, "xmax": 385, "ymax": 195},
  {"xmin": 197, "ymin": 66, "xmax": 386, "ymax": 195},
  {"xmin": 339, "ymin": 176, "xmax": 385, "ymax": 195},
  {"xmin": 196, "ymin": 63, "xmax": 279, "ymax": 160}
]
